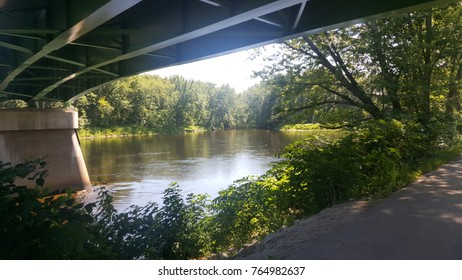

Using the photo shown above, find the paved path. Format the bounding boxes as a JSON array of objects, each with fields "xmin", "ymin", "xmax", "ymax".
[{"xmin": 239, "ymin": 156, "xmax": 462, "ymax": 260}]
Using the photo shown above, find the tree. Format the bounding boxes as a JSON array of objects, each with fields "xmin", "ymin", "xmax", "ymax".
[
  {"xmin": 127, "ymin": 75, "xmax": 178, "ymax": 129},
  {"xmin": 254, "ymin": 3, "xmax": 462, "ymax": 127},
  {"xmin": 169, "ymin": 76, "xmax": 215, "ymax": 128},
  {"xmin": 208, "ymin": 84, "xmax": 236, "ymax": 129},
  {"xmin": 0, "ymin": 99, "xmax": 28, "ymax": 109},
  {"xmin": 239, "ymin": 84, "xmax": 277, "ymax": 128},
  {"xmin": 76, "ymin": 75, "xmax": 179, "ymax": 130}
]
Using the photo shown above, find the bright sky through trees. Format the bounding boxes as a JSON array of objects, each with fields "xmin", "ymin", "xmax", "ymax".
[{"xmin": 151, "ymin": 48, "xmax": 266, "ymax": 93}]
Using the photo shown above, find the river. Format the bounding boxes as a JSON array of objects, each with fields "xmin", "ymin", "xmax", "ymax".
[{"xmin": 80, "ymin": 130, "xmax": 322, "ymax": 210}]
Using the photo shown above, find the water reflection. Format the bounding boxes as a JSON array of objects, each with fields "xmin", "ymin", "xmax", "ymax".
[{"xmin": 80, "ymin": 130, "xmax": 321, "ymax": 209}]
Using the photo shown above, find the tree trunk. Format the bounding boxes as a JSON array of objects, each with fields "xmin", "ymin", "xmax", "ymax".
[
  {"xmin": 421, "ymin": 10, "xmax": 433, "ymax": 116},
  {"xmin": 368, "ymin": 20, "xmax": 402, "ymax": 114},
  {"xmin": 303, "ymin": 36, "xmax": 383, "ymax": 119},
  {"xmin": 446, "ymin": 63, "xmax": 462, "ymax": 114}
]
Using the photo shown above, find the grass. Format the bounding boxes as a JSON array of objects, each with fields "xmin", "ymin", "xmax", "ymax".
[
  {"xmin": 78, "ymin": 126, "xmax": 159, "ymax": 138},
  {"xmin": 279, "ymin": 123, "xmax": 322, "ymax": 131},
  {"xmin": 79, "ymin": 125, "xmax": 211, "ymax": 138}
]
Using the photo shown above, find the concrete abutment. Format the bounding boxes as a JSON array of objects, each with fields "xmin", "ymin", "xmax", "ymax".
[{"xmin": 0, "ymin": 108, "xmax": 91, "ymax": 191}]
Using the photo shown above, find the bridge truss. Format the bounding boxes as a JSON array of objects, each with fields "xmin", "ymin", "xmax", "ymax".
[{"xmin": 0, "ymin": 0, "xmax": 456, "ymax": 105}]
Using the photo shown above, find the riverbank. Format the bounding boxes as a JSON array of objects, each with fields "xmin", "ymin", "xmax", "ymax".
[
  {"xmin": 279, "ymin": 123, "xmax": 323, "ymax": 131},
  {"xmin": 81, "ymin": 120, "xmax": 462, "ymax": 260},
  {"xmin": 78, "ymin": 125, "xmax": 208, "ymax": 138},
  {"xmin": 80, "ymin": 129, "xmax": 313, "ymax": 211},
  {"xmin": 78, "ymin": 124, "xmax": 331, "ymax": 139},
  {"xmin": 3, "ymin": 120, "xmax": 461, "ymax": 259},
  {"xmin": 236, "ymin": 154, "xmax": 462, "ymax": 259},
  {"xmin": 209, "ymin": 121, "xmax": 462, "ymax": 259}
]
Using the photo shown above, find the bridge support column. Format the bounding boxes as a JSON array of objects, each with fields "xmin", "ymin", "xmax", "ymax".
[{"xmin": 0, "ymin": 108, "xmax": 91, "ymax": 191}]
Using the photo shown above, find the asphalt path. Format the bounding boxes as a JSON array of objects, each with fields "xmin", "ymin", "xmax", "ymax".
[{"xmin": 287, "ymin": 156, "xmax": 462, "ymax": 259}]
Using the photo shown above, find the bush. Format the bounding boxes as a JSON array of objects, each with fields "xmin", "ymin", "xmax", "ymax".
[
  {"xmin": 90, "ymin": 183, "xmax": 212, "ymax": 259},
  {"xmin": 210, "ymin": 176, "xmax": 290, "ymax": 251},
  {"xmin": 270, "ymin": 119, "xmax": 459, "ymax": 211},
  {"xmin": 0, "ymin": 161, "xmax": 211, "ymax": 259},
  {"xmin": 78, "ymin": 126, "xmax": 160, "ymax": 138},
  {"xmin": 0, "ymin": 159, "xmax": 97, "ymax": 259}
]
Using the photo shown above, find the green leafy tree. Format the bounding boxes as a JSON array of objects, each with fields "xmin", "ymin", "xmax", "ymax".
[
  {"xmin": 169, "ymin": 76, "xmax": 215, "ymax": 128},
  {"xmin": 0, "ymin": 99, "xmax": 28, "ymax": 109},
  {"xmin": 239, "ymin": 84, "xmax": 277, "ymax": 128},
  {"xmin": 254, "ymin": 3, "xmax": 462, "ymax": 127},
  {"xmin": 208, "ymin": 85, "xmax": 237, "ymax": 129}
]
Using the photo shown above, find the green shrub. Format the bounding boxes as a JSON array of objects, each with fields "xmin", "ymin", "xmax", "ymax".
[
  {"xmin": 86, "ymin": 183, "xmax": 212, "ymax": 259},
  {"xmin": 270, "ymin": 119, "xmax": 459, "ymax": 209},
  {"xmin": 0, "ymin": 159, "xmax": 97, "ymax": 259},
  {"xmin": 78, "ymin": 126, "xmax": 160, "ymax": 138},
  {"xmin": 0, "ymin": 161, "xmax": 211, "ymax": 259},
  {"xmin": 210, "ymin": 176, "xmax": 289, "ymax": 251}
]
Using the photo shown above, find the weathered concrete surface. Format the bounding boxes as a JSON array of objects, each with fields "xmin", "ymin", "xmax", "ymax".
[
  {"xmin": 0, "ymin": 108, "xmax": 78, "ymax": 131},
  {"xmin": 238, "ymin": 156, "xmax": 462, "ymax": 260},
  {"xmin": 0, "ymin": 109, "xmax": 91, "ymax": 191}
]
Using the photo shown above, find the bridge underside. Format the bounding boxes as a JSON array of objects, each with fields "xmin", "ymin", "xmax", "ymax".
[{"xmin": 0, "ymin": 0, "xmax": 457, "ymax": 105}]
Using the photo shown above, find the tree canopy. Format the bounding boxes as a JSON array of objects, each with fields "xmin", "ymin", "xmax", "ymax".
[
  {"xmin": 74, "ymin": 74, "xmax": 279, "ymax": 131},
  {"xmin": 254, "ymin": 2, "xmax": 462, "ymax": 128}
]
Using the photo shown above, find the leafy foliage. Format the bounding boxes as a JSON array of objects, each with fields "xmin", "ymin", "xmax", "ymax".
[
  {"xmin": 210, "ymin": 176, "xmax": 288, "ymax": 251},
  {"xmin": 0, "ymin": 159, "xmax": 96, "ymax": 259},
  {"xmin": 0, "ymin": 99, "xmax": 28, "ymax": 109},
  {"xmin": 0, "ymin": 161, "xmax": 213, "ymax": 259},
  {"xmin": 75, "ymin": 75, "xmax": 276, "ymax": 132},
  {"xmin": 207, "ymin": 118, "xmax": 461, "ymax": 251},
  {"xmin": 254, "ymin": 3, "xmax": 462, "ymax": 128},
  {"xmin": 90, "ymin": 183, "xmax": 212, "ymax": 259}
]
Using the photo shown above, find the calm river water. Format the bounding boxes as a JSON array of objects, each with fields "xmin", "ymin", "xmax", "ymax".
[{"xmin": 80, "ymin": 130, "xmax": 317, "ymax": 210}]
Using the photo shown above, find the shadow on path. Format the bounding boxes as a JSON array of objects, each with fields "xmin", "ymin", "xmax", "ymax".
[{"xmin": 239, "ymin": 156, "xmax": 462, "ymax": 260}]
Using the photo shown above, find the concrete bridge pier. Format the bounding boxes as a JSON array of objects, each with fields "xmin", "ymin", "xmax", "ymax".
[{"xmin": 0, "ymin": 108, "xmax": 91, "ymax": 191}]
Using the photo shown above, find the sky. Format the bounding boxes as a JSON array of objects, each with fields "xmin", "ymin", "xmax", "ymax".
[{"xmin": 150, "ymin": 48, "xmax": 267, "ymax": 93}]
